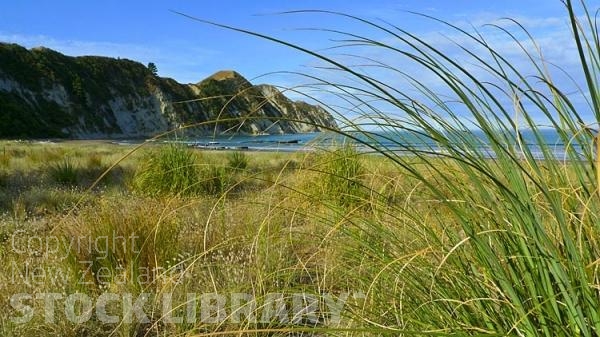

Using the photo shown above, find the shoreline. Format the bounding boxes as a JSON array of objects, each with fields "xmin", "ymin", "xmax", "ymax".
[{"xmin": 0, "ymin": 136, "xmax": 590, "ymax": 161}]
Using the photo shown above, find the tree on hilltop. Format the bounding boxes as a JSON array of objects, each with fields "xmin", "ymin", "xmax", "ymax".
[{"xmin": 147, "ymin": 62, "xmax": 158, "ymax": 76}]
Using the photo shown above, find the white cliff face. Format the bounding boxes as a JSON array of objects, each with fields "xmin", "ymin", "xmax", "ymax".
[
  {"xmin": 256, "ymin": 84, "xmax": 335, "ymax": 133},
  {"xmin": 153, "ymin": 89, "xmax": 178, "ymax": 126},
  {"xmin": 0, "ymin": 78, "xmax": 69, "ymax": 107},
  {"xmin": 0, "ymin": 78, "xmax": 22, "ymax": 92},
  {"xmin": 41, "ymin": 84, "xmax": 69, "ymax": 106},
  {"xmin": 0, "ymin": 73, "xmax": 337, "ymax": 138},
  {"xmin": 69, "ymin": 87, "xmax": 189, "ymax": 138},
  {"xmin": 258, "ymin": 84, "xmax": 280, "ymax": 100},
  {"xmin": 105, "ymin": 93, "xmax": 170, "ymax": 137}
]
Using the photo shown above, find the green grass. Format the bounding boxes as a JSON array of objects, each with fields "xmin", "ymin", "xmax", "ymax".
[
  {"xmin": 227, "ymin": 150, "xmax": 249, "ymax": 170},
  {"xmin": 293, "ymin": 1, "xmax": 600, "ymax": 335},
  {"xmin": 47, "ymin": 158, "xmax": 78, "ymax": 185},
  {"xmin": 133, "ymin": 143, "xmax": 201, "ymax": 196},
  {"xmin": 133, "ymin": 144, "xmax": 248, "ymax": 196},
  {"xmin": 2, "ymin": 1, "xmax": 600, "ymax": 336},
  {"xmin": 175, "ymin": 0, "xmax": 600, "ymax": 335},
  {"xmin": 318, "ymin": 143, "xmax": 365, "ymax": 206},
  {"xmin": 61, "ymin": 196, "xmax": 181, "ymax": 291}
]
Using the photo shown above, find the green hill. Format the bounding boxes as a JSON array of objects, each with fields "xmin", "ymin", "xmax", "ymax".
[{"xmin": 0, "ymin": 43, "xmax": 337, "ymax": 138}]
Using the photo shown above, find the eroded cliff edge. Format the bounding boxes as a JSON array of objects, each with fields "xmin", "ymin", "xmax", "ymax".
[{"xmin": 0, "ymin": 43, "xmax": 337, "ymax": 138}]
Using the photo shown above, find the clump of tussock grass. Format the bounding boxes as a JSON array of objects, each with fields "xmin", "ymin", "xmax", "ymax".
[
  {"xmin": 227, "ymin": 150, "xmax": 249, "ymax": 170},
  {"xmin": 47, "ymin": 157, "xmax": 78, "ymax": 186},
  {"xmin": 133, "ymin": 144, "xmax": 201, "ymax": 196},
  {"xmin": 133, "ymin": 144, "xmax": 249, "ymax": 196},
  {"xmin": 316, "ymin": 144, "xmax": 366, "ymax": 206},
  {"xmin": 60, "ymin": 196, "xmax": 182, "ymax": 291},
  {"xmin": 201, "ymin": 164, "xmax": 233, "ymax": 194}
]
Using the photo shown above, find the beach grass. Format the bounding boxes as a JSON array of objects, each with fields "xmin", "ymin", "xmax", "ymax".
[{"xmin": 2, "ymin": 0, "xmax": 600, "ymax": 336}]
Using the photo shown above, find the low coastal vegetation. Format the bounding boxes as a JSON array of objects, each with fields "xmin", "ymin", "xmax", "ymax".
[
  {"xmin": 2, "ymin": 1, "xmax": 600, "ymax": 336},
  {"xmin": 0, "ymin": 140, "xmax": 385, "ymax": 336}
]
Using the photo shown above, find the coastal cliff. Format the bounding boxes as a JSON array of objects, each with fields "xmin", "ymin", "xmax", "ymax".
[{"xmin": 0, "ymin": 43, "xmax": 337, "ymax": 138}]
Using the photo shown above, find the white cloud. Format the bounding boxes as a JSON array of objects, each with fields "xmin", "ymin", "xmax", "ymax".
[{"xmin": 278, "ymin": 11, "xmax": 596, "ymax": 125}]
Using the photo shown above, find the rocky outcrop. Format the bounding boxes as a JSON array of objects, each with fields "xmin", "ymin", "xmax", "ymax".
[{"xmin": 0, "ymin": 43, "xmax": 337, "ymax": 138}]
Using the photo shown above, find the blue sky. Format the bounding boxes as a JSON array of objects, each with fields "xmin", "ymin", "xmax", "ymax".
[
  {"xmin": 0, "ymin": 1, "xmax": 571, "ymax": 83},
  {"xmin": 0, "ymin": 1, "xmax": 595, "ymax": 125}
]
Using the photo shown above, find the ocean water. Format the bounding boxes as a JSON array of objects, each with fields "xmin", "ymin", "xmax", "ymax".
[
  {"xmin": 184, "ymin": 133, "xmax": 323, "ymax": 152},
  {"xmin": 182, "ymin": 129, "xmax": 591, "ymax": 160}
]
